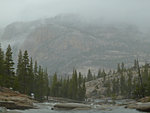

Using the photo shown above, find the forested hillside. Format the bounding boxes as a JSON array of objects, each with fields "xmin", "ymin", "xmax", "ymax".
[
  {"xmin": 0, "ymin": 44, "xmax": 87, "ymax": 101},
  {"xmin": 0, "ymin": 44, "xmax": 49, "ymax": 101},
  {"xmin": 85, "ymin": 60, "xmax": 150, "ymax": 99}
]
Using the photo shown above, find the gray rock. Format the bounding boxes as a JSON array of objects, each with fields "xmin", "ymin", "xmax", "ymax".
[
  {"xmin": 0, "ymin": 101, "xmax": 33, "ymax": 110},
  {"xmin": 136, "ymin": 102, "xmax": 150, "ymax": 112},
  {"xmin": 0, "ymin": 107, "xmax": 7, "ymax": 113},
  {"xmin": 53, "ymin": 103, "xmax": 91, "ymax": 110},
  {"xmin": 125, "ymin": 102, "xmax": 150, "ymax": 112}
]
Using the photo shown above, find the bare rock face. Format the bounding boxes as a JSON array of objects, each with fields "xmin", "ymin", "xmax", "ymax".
[
  {"xmin": 0, "ymin": 87, "xmax": 34, "ymax": 110},
  {"xmin": 85, "ymin": 76, "xmax": 112, "ymax": 98}
]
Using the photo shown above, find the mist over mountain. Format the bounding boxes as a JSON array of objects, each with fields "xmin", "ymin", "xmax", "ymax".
[{"xmin": 1, "ymin": 15, "xmax": 150, "ymax": 74}]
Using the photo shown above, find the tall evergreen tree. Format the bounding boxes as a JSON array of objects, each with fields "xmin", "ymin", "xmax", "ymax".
[
  {"xmin": 87, "ymin": 69, "xmax": 93, "ymax": 81},
  {"xmin": 97, "ymin": 69, "xmax": 101, "ymax": 78},
  {"xmin": 43, "ymin": 68, "xmax": 49, "ymax": 100},
  {"xmin": 120, "ymin": 73, "xmax": 126, "ymax": 95},
  {"xmin": 4, "ymin": 44, "xmax": 15, "ymax": 88},
  {"xmin": 51, "ymin": 73, "xmax": 58, "ymax": 97},
  {"xmin": 117, "ymin": 63, "xmax": 121, "ymax": 73},
  {"xmin": 0, "ymin": 44, "xmax": 4, "ymax": 86},
  {"xmin": 121, "ymin": 62, "xmax": 125, "ymax": 72},
  {"xmin": 28, "ymin": 57, "xmax": 34, "ymax": 95},
  {"xmin": 102, "ymin": 69, "xmax": 106, "ymax": 82},
  {"xmin": 72, "ymin": 69, "xmax": 78, "ymax": 99},
  {"xmin": 22, "ymin": 50, "xmax": 30, "ymax": 94},
  {"xmin": 127, "ymin": 71, "xmax": 132, "ymax": 97},
  {"xmin": 16, "ymin": 50, "xmax": 23, "ymax": 92}
]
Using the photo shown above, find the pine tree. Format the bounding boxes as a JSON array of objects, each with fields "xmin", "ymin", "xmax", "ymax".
[
  {"xmin": 97, "ymin": 69, "xmax": 101, "ymax": 78},
  {"xmin": 16, "ymin": 50, "xmax": 23, "ymax": 92},
  {"xmin": 134, "ymin": 59, "xmax": 137, "ymax": 69},
  {"xmin": 112, "ymin": 78, "xmax": 117, "ymax": 95},
  {"xmin": 120, "ymin": 73, "xmax": 126, "ymax": 95},
  {"xmin": 137, "ymin": 59, "xmax": 145, "ymax": 97},
  {"xmin": 22, "ymin": 50, "xmax": 30, "ymax": 94},
  {"xmin": 28, "ymin": 57, "xmax": 34, "ymax": 95},
  {"xmin": 43, "ymin": 68, "xmax": 49, "ymax": 100},
  {"xmin": 77, "ymin": 72, "xmax": 83, "ymax": 100},
  {"xmin": 0, "ymin": 44, "xmax": 4, "ymax": 86},
  {"xmin": 117, "ymin": 63, "xmax": 121, "ymax": 73},
  {"xmin": 127, "ymin": 71, "xmax": 132, "ymax": 97},
  {"xmin": 87, "ymin": 69, "xmax": 93, "ymax": 81},
  {"xmin": 49, "ymin": 70, "xmax": 86, "ymax": 101},
  {"xmin": 81, "ymin": 78, "xmax": 86, "ymax": 100},
  {"xmin": 61, "ymin": 79, "xmax": 68, "ymax": 98},
  {"xmin": 72, "ymin": 69, "xmax": 78, "ymax": 99},
  {"xmin": 51, "ymin": 73, "xmax": 58, "ymax": 97},
  {"xmin": 4, "ymin": 45, "xmax": 15, "ymax": 88},
  {"xmin": 121, "ymin": 62, "xmax": 125, "ymax": 72},
  {"xmin": 105, "ymin": 77, "xmax": 111, "ymax": 96},
  {"xmin": 34, "ymin": 60, "xmax": 38, "ymax": 74},
  {"xmin": 34, "ymin": 65, "xmax": 46, "ymax": 101},
  {"xmin": 102, "ymin": 69, "xmax": 106, "ymax": 82}
]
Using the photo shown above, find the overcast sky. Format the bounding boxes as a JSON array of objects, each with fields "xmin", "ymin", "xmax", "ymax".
[{"xmin": 0, "ymin": 0, "xmax": 150, "ymax": 28}]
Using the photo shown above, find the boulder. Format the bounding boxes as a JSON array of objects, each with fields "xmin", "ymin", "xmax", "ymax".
[
  {"xmin": 138, "ymin": 96, "xmax": 150, "ymax": 103},
  {"xmin": 53, "ymin": 103, "xmax": 91, "ymax": 110},
  {"xmin": 136, "ymin": 102, "xmax": 150, "ymax": 112},
  {"xmin": 125, "ymin": 102, "xmax": 150, "ymax": 112},
  {"xmin": 125, "ymin": 104, "xmax": 137, "ymax": 109},
  {"xmin": 0, "ymin": 101, "xmax": 33, "ymax": 110}
]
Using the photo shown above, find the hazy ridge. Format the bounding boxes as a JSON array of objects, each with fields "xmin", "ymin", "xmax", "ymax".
[{"xmin": 1, "ymin": 15, "xmax": 150, "ymax": 74}]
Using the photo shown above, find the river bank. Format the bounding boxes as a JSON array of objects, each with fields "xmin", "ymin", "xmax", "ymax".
[
  {"xmin": 48, "ymin": 97, "xmax": 150, "ymax": 112},
  {"xmin": 0, "ymin": 86, "xmax": 149, "ymax": 113},
  {"xmin": 0, "ymin": 87, "xmax": 35, "ymax": 110},
  {"xmin": 9, "ymin": 102, "xmax": 145, "ymax": 113},
  {"xmin": 0, "ymin": 98, "xmax": 148, "ymax": 113}
]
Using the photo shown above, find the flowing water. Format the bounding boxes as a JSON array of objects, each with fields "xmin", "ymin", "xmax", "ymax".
[{"xmin": 11, "ymin": 102, "xmax": 145, "ymax": 113}]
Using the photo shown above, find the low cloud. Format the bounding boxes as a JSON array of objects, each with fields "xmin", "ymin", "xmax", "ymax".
[{"xmin": 0, "ymin": 0, "xmax": 150, "ymax": 28}]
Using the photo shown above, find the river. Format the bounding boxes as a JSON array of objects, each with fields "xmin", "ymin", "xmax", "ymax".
[{"xmin": 11, "ymin": 102, "xmax": 145, "ymax": 113}]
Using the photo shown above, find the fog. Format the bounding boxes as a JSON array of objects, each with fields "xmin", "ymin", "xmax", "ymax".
[{"xmin": 0, "ymin": 0, "xmax": 150, "ymax": 29}]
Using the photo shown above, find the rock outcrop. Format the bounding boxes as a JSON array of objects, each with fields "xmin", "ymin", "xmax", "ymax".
[
  {"xmin": 138, "ymin": 96, "xmax": 150, "ymax": 103},
  {"xmin": 0, "ymin": 87, "xmax": 35, "ymax": 110}
]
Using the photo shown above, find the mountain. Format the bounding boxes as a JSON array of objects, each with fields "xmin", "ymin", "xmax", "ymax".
[{"xmin": 1, "ymin": 15, "xmax": 150, "ymax": 74}]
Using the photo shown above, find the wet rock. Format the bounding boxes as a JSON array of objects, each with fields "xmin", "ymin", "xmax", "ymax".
[
  {"xmin": 95, "ymin": 105, "xmax": 113, "ymax": 111},
  {"xmin": 136, "ymin": 102, "xmax": 150, "ymax": 112},
  {"xmin": 0, "ymin": 101, "xmax": 33, "ymax": 110},
  {"xmin": 7, "ymin": 111, "xmax": 22, "ymax": 113},
  {"xmin": 125, "ymin": 104, "xmax": 137, "ymax": 109},
  {"xmin": 53, "ymin": 103, "xmax": 91, "ymax": 110},
  {"xmin": 0, "ymin": 107, "xmax": 7, "ymax": 112},
  {"xmin": 125, "ymin": 102, "xmax": 150, "ymax": 112}
]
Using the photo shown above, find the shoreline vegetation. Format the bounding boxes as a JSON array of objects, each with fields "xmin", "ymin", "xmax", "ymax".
[{"xmin": 1, "ymin": 44, "xmax": 150, "ymax": 112}]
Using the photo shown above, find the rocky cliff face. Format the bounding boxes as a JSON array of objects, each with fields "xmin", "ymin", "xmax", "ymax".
[
  {"xmin": 85, "ymin": 70, "xmax": 138, "ymax": 98},
  {"xmin": 1, "ymin": 15, "xmax": 150, "ymax": 74}
]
